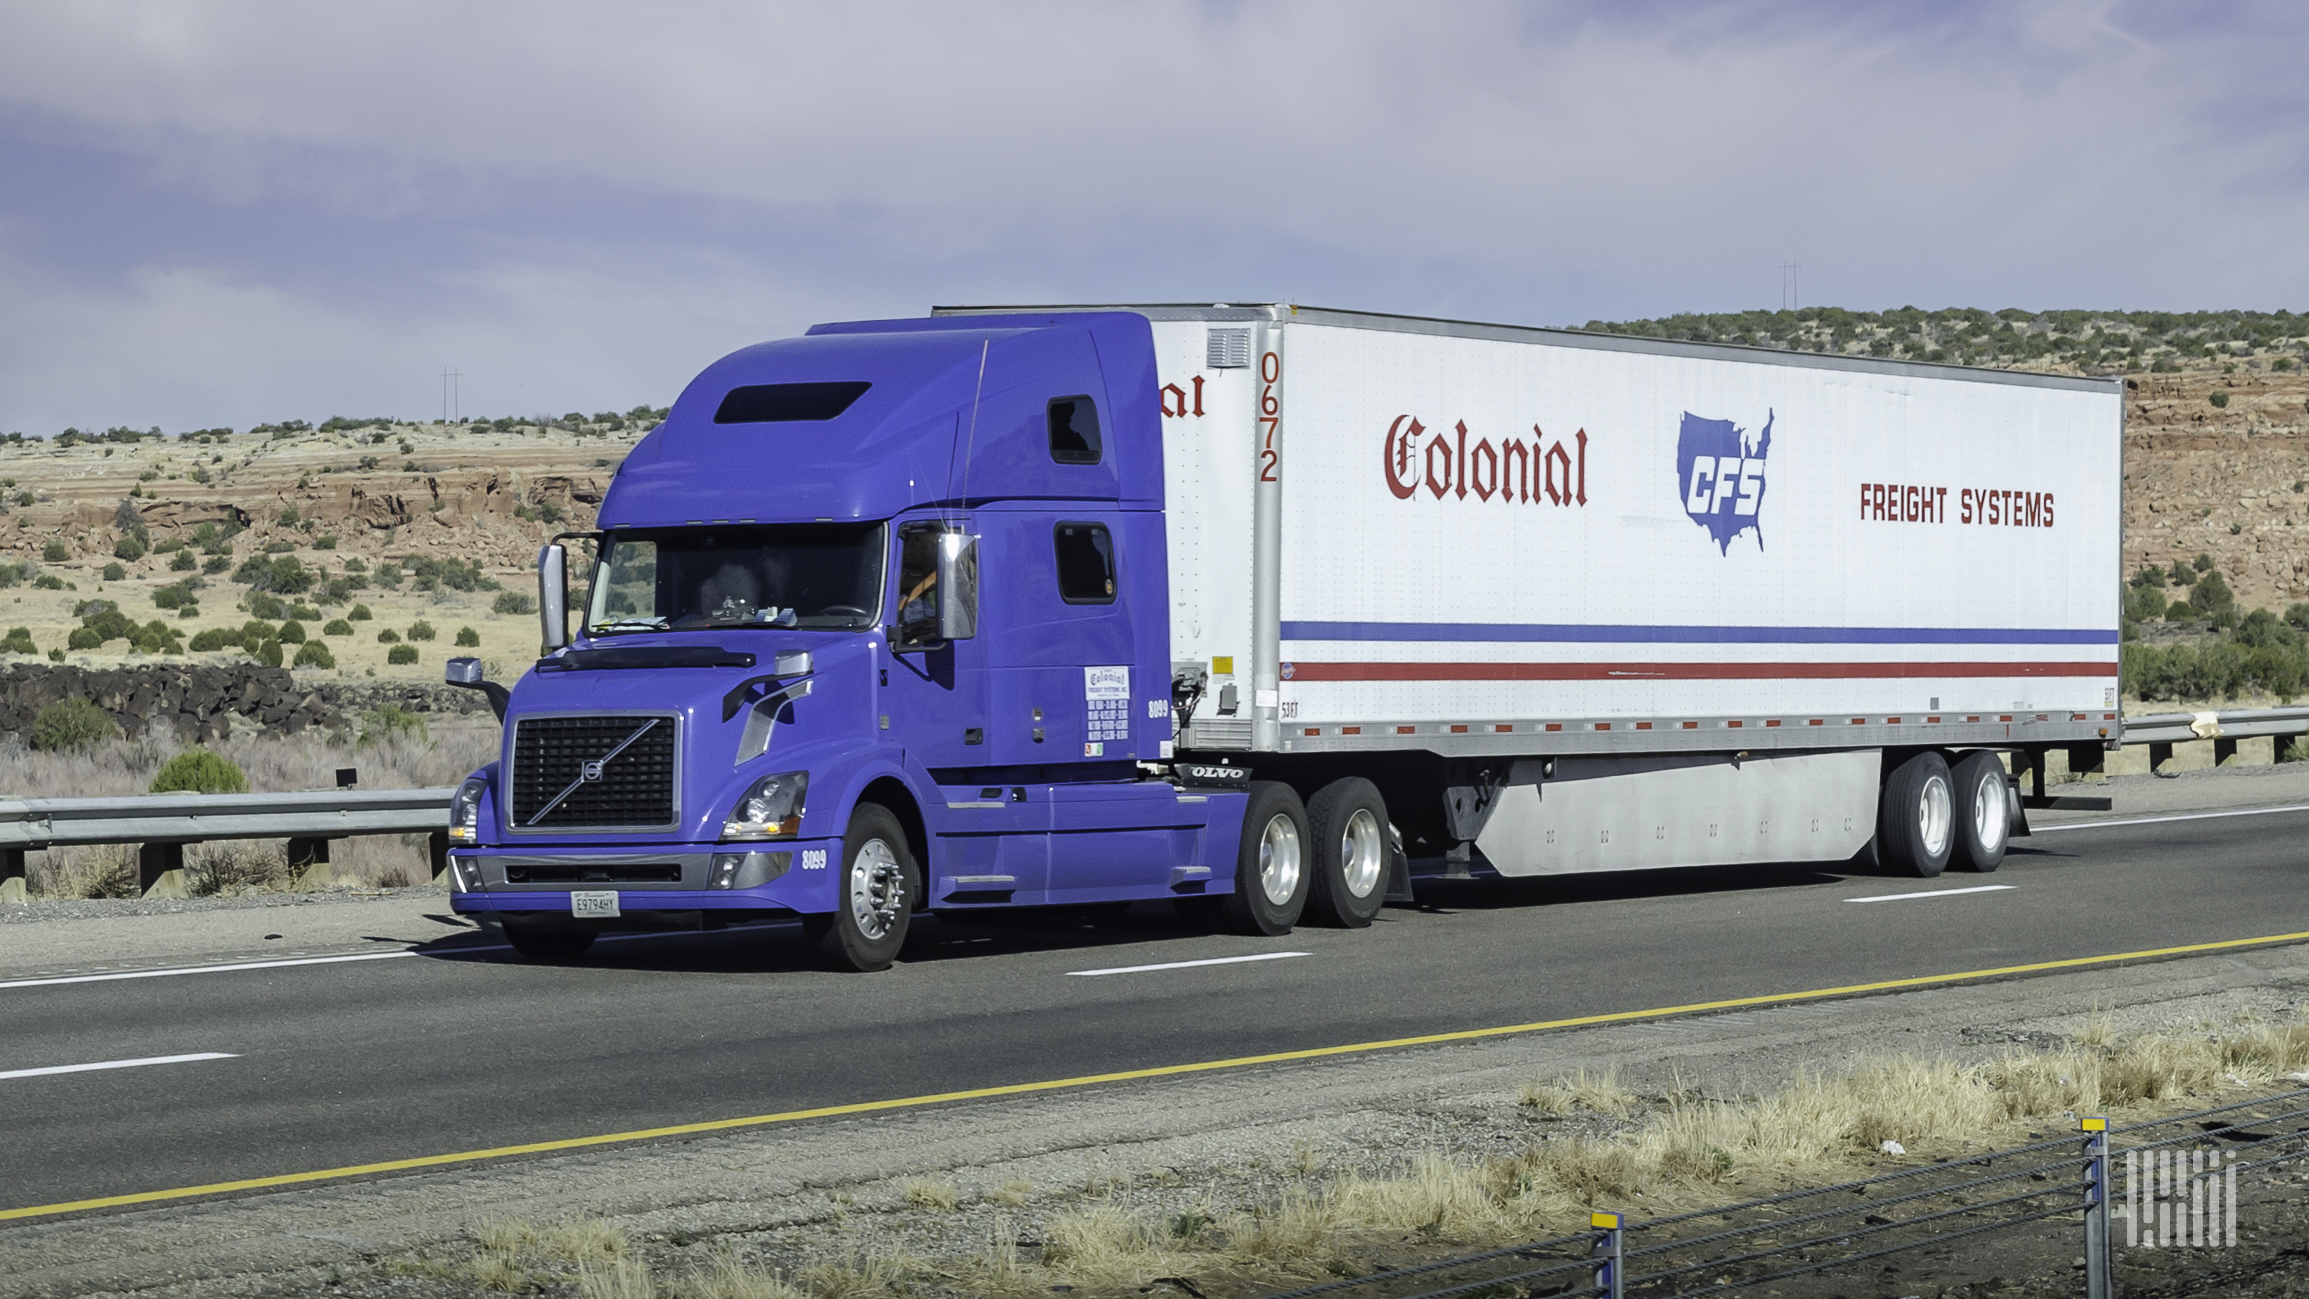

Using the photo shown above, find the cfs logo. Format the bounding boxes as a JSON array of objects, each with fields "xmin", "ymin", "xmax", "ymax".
[{"xmin": 1677, "ymin": 410, "xmax": 1774, "ymax": 554}]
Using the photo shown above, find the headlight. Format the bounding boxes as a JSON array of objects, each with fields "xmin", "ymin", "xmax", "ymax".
[
  {"xmin": 449, "ymin": 775, "xmax": 487, "ymax": 844},
  {"xmin": 723, "ymin": 770, "xmax": 807, "ymax": 840}
]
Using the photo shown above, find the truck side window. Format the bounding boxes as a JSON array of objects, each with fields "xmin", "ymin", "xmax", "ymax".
[
  {"xmin": 1047, "ymin": 396, "xmax": 1102, "ymax": 466},
  {"xmin": 1053, "ymin": 523, "xmax": 1116, "ymax": 604},
  {"xmin": 893, "ymin": 524, "xmax": 943, "ymax": 646}
]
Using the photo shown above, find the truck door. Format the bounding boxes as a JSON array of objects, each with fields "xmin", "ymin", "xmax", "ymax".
[{"xmin": 882, "ymin": 519, "xmax": 990, "ymax": 771}]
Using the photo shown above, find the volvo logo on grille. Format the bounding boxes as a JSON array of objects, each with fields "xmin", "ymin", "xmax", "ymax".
[{"xmin": 528, "ymin": 718, "xmax": 661, "ymax": 827}]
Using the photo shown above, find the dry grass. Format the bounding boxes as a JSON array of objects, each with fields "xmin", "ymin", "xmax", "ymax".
[
  {"xmin": 1518, "ymin": 1066, "xmax": 1638, "ymax": 1119},
  {"xmin": 675, "ymin": 1247, "xmax": 807, "ymax": 1299},
  {"xmin": 794, "ymin": 1245, "xmax": 919, "ymax": 1299},
  {"xmin": 8, "ymin": 720, "xmax": 495, "ymax": 895},
  {"xmin": 899, "ymin": 1175, "xmax": 959, "ymax": 1210},
  {"xmin": 1039, "ymin": 1202, "xmax": 1182, "ymax": 1288}
]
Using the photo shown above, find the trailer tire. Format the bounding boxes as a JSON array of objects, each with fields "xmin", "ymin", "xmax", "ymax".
[
  {"xmin": 1305, "ymin": 778, "xmax": 1389, "ymax": 928},
  {"xmin": 1949, "ymin": 751, "xmax": 2009, "ymax": 873},
  {"xmin": 503, "ymin": 925, "xmax": 597, "ymax": 961},
  {"xmin": 1222, "ymin": 782, "xmax": 1311, "ymax": 936},
  {"xmin": 823, "ymin": 803, "xmax": 917, "ymax": 972},
  {"xmin": 1877, "ymin": 752, "xmax": 1956, "ymax": 878}
]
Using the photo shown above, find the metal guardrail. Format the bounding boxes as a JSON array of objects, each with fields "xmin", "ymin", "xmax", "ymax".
[
  {"xmin": 0, "ymin": 787, "xmax": 455, "ymax": 897},
  {"xmin": 2118, "ymin": 705, "xmax": 2309, "ymax": 746},
  {"xmin": 0, "ymin": 787, "xmax": 455, "ymax": 849}
]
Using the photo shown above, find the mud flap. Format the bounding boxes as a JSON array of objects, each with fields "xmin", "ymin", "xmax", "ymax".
[
  {"xmin": 1383, "ymin": 821, "xmax": 1416, "ymax": 904},
  {"xmin": 2006, "ymin": 772, "xmax": 2032, "ymax": 840}
]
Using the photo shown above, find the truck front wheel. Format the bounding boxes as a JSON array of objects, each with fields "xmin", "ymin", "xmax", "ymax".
[
  {"xmin": 1221, "ymin": 782, "xmax": 1311, "ymax": 936},
  {"xmin": 1305, "ymin": 778, "xmax": 1389, "ymax": 928},
  {"xmin": 823, "ymin": 804, "xmax": 918, "ymax": 971},
  {"xmin": 1877, "ymin": 752, "xmax": 1955, "ymax": 878}
]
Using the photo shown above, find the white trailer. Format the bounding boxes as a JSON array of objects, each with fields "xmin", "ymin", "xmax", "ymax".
[{"xmin": 940, "ymin": 303, "xmax": 2125, "ymax": 880}]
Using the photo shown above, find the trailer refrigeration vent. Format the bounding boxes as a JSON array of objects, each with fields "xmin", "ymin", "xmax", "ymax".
[
  {"xmin": 511, "ymin": 714, "xmax": 679, "ymax": 830},
  {"xmin": 1206, "ymin": 329, "xmax": 1251, "ymax": 369},
  {"xmin": 713, "ymin": 381, "xmax": 872, "ymax": 424}
]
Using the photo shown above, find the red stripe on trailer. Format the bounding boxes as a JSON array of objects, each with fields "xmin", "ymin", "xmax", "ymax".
[{"xmin": 1282, "ymin": 661, "xmax": 2117, "ymax": 682}]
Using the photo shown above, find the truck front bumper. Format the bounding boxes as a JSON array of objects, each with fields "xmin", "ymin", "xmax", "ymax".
[{"xmin": 446, "ymin": 840, "xmax": 840, "ymax": 919}]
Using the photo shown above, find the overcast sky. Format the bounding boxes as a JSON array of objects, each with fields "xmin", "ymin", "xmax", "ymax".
[{"xmin": 1, "ymin": 1, "xmax": 2302, "ymax": 432}]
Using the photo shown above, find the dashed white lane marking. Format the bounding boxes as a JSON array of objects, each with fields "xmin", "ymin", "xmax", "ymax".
[
  {"xmin": 0, "ymin": 1052, "xmax": 239, "ymax": 1081},
  {"xmin": 1845, "ymin": 884, "xmax": 2017, "ymax": 904},
  {"xmin": 2029, "ymin": 804, "xmax": 2309, "ymax": 834},
  {"xmin": 0, "ymin": 951, "xmax": 418, "ymax": 990},
  {"xmin": 1067, "ymin": 951, "xmax": 1312, "ymax": 977}
]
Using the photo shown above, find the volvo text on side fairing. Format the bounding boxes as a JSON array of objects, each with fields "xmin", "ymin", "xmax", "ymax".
[{"xmin": 444, "ymin": 305, "xmax": 2123, "ymax": 969}]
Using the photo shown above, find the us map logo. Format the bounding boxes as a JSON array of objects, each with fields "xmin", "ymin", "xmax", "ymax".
[{"xmin": 1678, "ymin": 410, "xmax": 1774, "ymax": 554}]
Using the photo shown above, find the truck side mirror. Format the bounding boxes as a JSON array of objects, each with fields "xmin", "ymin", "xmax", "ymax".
[
  {"xmin": 444, "ymin": 656, "xmax": 510, "ymax": 722},
  {"xmin": 538, "ymin": 544, "xmax": 568, "ymax": 651},
  {"xmin": 937, "ymin": 532, "xmax": 979, "ymax": 641}
]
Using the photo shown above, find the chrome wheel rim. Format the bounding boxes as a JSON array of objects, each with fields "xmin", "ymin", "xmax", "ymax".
[
  {"xmin": 1918, "ymin": 774, "xmax": 1953, "ymax": 859},
  {"xmin": 1340, "ymin": 808, "xmax": 1383, "ymax": 899},
  {"xmin": 1258, "ymin": 813, "xmax": 1303, "ymax": 906},
  {"xmin": 1971, "ymin": 768, "xmax": 2007, "ymax": 854},
  {"xmin": 848, "ymin": 837, "xmax": 904, "ymax": 940}
]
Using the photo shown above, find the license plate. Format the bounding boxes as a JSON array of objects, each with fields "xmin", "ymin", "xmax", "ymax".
[{"xmin": 570, "ymin": 890, "xmax": 621, "ymax": 919}]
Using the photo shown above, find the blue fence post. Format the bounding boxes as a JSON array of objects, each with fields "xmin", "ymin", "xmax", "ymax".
[
  {"xmin": 2081, "ymin": 1115, "xmax": 2112, "ymax": 1299},
  {"xmin": 1589, "ymin": 1209, "xmax": 1623, "ymax": 1299}
]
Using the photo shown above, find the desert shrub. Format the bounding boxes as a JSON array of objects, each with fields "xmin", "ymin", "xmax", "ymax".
[
  {"xmin": 287, "ymin": 601, "xmax": 320, "ymax": 619},
  {"xmin": 2125, "ymin": 585, "xmax": 2166, "ymax": 621},
  {"xmin": 408, "ymin": 620, "xmax": 436, "ymax": 641},
  {"xmin": 189, "ymin": 627, "xmax": 238, "ymax": 652},
  {"xmin": 33, "ymin": 574, "xmax": 63, "ymax": 590},
  {"xmin": 323, "ymin": 618, "xmax": 353, "ymax": 636},
  {"xmin": 254, "ymin": 637, "xmax": 283, "ymax": 667},
  {"xmin": 2234, "ymin": 608, "xmax": 2299, "ymax": 650},
  {"xmin": 149, "ymin": 748, "xmax": 250, "ymax": 794},
  {"xmin": 279, "ymin": 504, "xmax": 300, "ymax": 526},
  {"xmin": 2164, "ymin": 600, "xmax": 2198, "ymax": 622},
  {"xmin": 202, "ymin": 555, "xmax": 230, "ymax": 574},
  {"xmin": 349, "ymin": 603, "xmax": 373, "ymax": 621},
  {"xmin": 233, "ymin": 553, "xmax": 312, "ymax": 594},
  {"xmin": 455, "ymin": 626, "xmax": 480, "ymax": 647},
  {"xmin": 292, "ymin": 639, "xmax": 335, "ymax": 669},
  {"xmin": 0, "ymin": 562, "xmax": 22, "ymax": 588},
  {"xmin": 386, "ymin": 643, "xmax": 419, "ymax": 665},
  {"xmin": 313, "ymin": 534, "xmax": 337, "ymax": 549},
  {"xmin": 361, "ymin": 703, "xmax": 429, "ymax": 746},
  {"xmin": 101, "ymin": 562, "xmax": 125, "ymax": 581},
  {"xmin": 2211, "ymin": 391, "xmax": 2231, "ymax": 408},
  {"xmin": 245, "ymin": 591, "xmax": 285, "ymax": 620},
  {"xmin": 2130, "ymin": 565, "xmax": 2166, "ymax": 589},
  {"xmin": 31, "ymin": 698, "xmax": 116, "ymax": 752},
  {"xmin": 42, "ymin": 540, "xmax": 67, "ymax": 562},
  {"xmin": 66, "ymin": 626, "xmax": 101, "ymax": 651},
  {"xmin": 276, "ymin": 620, "xmax": 307, "ymax": 644},
  {"xmin": 376, "ymin": 627, "xmax": 400, "ymax": 643},
  {"xmin": 170, "ymin": 549, "xmax": 197, "ymax": 571},
  {"xmin": 493, "ymin": 591, "xmax": 537, "ymax": 616},
  {"xmin": 0, "ymin": 627, "xmax": 35, "ymax": 655},
  {"xmin": 2193, "ymin": 569, "xmax": 2236, "ymax": 612},
  {"xmin": 114, "ymin": 534, "xmax": 147, "ymax": 561}
]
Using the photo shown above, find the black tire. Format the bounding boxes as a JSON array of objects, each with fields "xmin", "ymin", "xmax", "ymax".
[
  {"xmin": 823, "ymin": 803, "xmax": 918, "ymax": 971},
  {"xmin": 1304, "ymin": 778, "xmax": 1389, "ymax": 928},
  {"xmin": 504, "ymin": 925, "xmax": 597, "ymax": 961},
  {"xmin": 1949, "ymin": 751, "xmax": 2010, "ymax": 873},
  {"xmin": 1877, "ymin": 752, "xmax": 1956, "ymax": 878},
  {"xmin": 1220, "ymin": 781, "xmax": 1311, "ymax": 936}
]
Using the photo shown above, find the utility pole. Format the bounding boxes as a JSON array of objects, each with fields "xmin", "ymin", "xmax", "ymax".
[
  {"xmin": 441, "ymin": 367, "xmax": 462, "ymax": 423},
  {"xmin": 1781, "ymin": 262, "xmax": 1800, "ymax": 311}
]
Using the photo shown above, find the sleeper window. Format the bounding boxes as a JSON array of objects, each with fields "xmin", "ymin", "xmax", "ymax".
[
  {"xmin": 1047, "ymin": 396, "xmax": 1102, "ymax": 466},
  {"xmin": 1053, "ymin": 523, "xmax": 1116, "ymax": 604}
]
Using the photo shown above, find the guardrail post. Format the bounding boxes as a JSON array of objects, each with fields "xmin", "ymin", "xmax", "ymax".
[
  {"xmin": 1, "ymin": 847, "xmax": 24, "ymax": 905},
  {"xmin": 286, "ymin": 836, "xmax": 332, "ymax": 887},
  {"xmin": 2082, "ymin": 1116, "xmax": 2112, "ymax": 1299},
  {"xmin": 428, "ymin": 829, "xmax": 450, "ymax": 883},
  {"xmin": 137, "ymin": 842, "xmax": 186, "ymax": 897},
  {"xmin": 1589, "ymin": 1210, "xmax": 1623, "ymax": 1299}
]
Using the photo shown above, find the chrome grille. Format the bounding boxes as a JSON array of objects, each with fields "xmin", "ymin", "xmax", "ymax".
[{"xmin": 510, "ymin": 714, "xmax": 678, "ymax": 830}]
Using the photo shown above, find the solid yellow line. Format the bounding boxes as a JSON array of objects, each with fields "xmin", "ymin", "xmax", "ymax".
[{"xmin": 11, "ymin": 925, "xmax": 2309, "ymax": 1223}]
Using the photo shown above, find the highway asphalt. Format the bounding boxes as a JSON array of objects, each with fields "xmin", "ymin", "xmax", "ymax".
[{"xmin": 6, "ymin": 802, "xmax": 2309, "ymax": 1217}]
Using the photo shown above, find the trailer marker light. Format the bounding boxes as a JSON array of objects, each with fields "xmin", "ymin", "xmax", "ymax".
[
  {"xmin": 1450, "ymin": 724, "xmax": 1468, "ymax": 733},
  {"xmin": 1726, "ymin": 720, "xmax": 1742, "ymax": 728},
  {"xmin": 1496, "ymin": 724, "xmax": 1513, "ymax": 733},
  {"xmin": 1681, "ymin": 721, "xmax": 1698, "ymax": 729},
  {"xmin": 1808, "ymin": 719, "xmax": 1824, "ymax": 726},
  {"xmin": 1545, "ymin": 723, "xmax": 1562, "ymax": 732},
  {"xmin": 1304, "ymin": 728, "xmax": 1320, "ymax": 736},
  {"xmin": 1851, "ymin": 718, "xmax": 1866, "ymax": 725},
  {"xmin": 1594, "ymin": 723, "xmax": 1611, "ymax": 731},
  {"xmin": 1927, "ymin": 716, "xmax": 1940, "ymax": 724},
  {"xmin": 1635, "ymin": 722, "xmax": 1652, "ymax": 730},
  {"xmin": 1397, "ymin": 725, "xmax": 1416, "ymax": 734},
  {"xmin": 2072, "ymin": 713, "xmax": 2087, "ymax": 721},
  {"xmin": 1968, "ymin": 716, "xmax": 1980, "ymax": 722},
  {"xmin": 2104, "ymin": 713, "xmax": 2116, "ymax": 720},
  {"xmin": 1342, "ymin": 726, "xmax": 1361, "ymax": 735},
  {"xmin": 2000, "ymin": 714, "xmax": 2013, "ymax": 721},
  {"xmin": 1765, "ymin": 720, "xmax": 1781, "ymax": 727},
  {"xmin": 1887, "ymin": 717, "xmax": 1903, "ymax": 724}
]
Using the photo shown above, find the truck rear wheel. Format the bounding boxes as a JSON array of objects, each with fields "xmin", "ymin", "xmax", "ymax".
[
  {"xmin": 1877, "ymin": 752, "xmax": 1955, "ymax": 878},
  {"xmin": 1949, "ymin": 751, "xmax": 2009, "ymax": 872},
  {"xmin": 1221, "ymin": 782, "xmax": 1311, "ymax": 936},
  {"xmin": 1305, "ymin": 778, "xmax": 1389, "ymax": 928},
  {"xmin": 823, "ymin": 804, "xmax": 917, "ymax": 971}
]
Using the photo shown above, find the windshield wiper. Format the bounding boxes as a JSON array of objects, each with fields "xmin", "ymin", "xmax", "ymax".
[{"xmin": 591, "ymin": 617, "xmax": 670, "ymax": 633}]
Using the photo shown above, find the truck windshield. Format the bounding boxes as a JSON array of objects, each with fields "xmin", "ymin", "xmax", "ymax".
[{"xmin": 585, "ymin": 523, "xmax": 886, "ymax": 634}]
